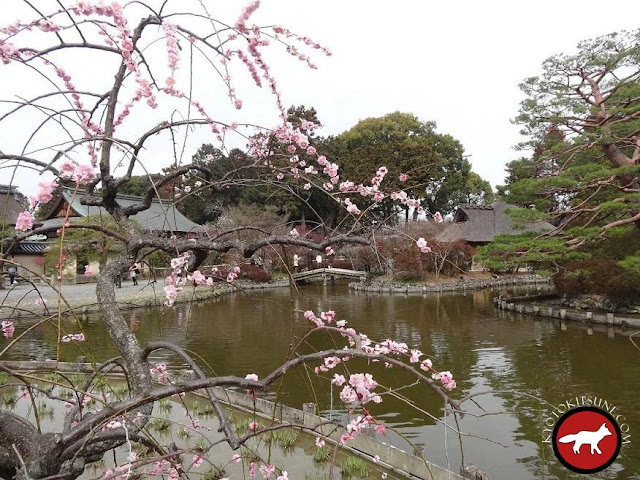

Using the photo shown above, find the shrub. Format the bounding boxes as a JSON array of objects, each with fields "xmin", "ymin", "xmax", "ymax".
[
  {"xmin": 553, "ymin": 259, "xmax": 640, "ymax": 301},
  {"xmin": 240, "ymin": 263, "xmax": 271, "ymax": 282}
]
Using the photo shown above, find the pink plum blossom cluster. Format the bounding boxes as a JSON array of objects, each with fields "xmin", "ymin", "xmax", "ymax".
[
  {"xmin": 164, "ymin": 252, "xmax": 241, "ymax": 305},
  {"xmin": 432, "ymin": 370, "xmax": 457, "ymax": 391},
  {"xmin": 303, "ymin": 308, "xmax": 456, "ymax": 397},
  {"xmin": 150, "ymin": 363, "xmax": 169, "ymax": 384},
  {"xmin": 334, "ymin": 373, "xmax": 382, "ymax": 406},
  {"xmin": 390, "ymin": 189, "xmax": 422, "ymax": 211},
  {"xmin": 2, "ymin": 320, "xmax": 15, "ymax": 339},
  {"xmin": 339, "ymin": 414, "xmax": 385, "ymax": 445},
  {"xmin": 14, "ymin": 211, "xmax": 34, "ymax": 232},
  {"xmin": 416, "ymin": 237, "xmax": 432, "ymax": 254},
  {"xmin": 61, "ymin": 333, "xmax": 86, "ymax": 342},
  {"xmin": 16, "ymin": 181, "xmax": 59, "ymax": 232}
]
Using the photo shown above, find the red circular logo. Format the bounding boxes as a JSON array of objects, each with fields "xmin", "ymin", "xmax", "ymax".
[{"xmin": 552, "ymin": 406, "xmax": 621, "ymax": 474}]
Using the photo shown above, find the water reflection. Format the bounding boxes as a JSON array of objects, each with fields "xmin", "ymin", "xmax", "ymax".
[{"xmin": 4, "ymin": 284, "xmax": 639, "ymax": 479}]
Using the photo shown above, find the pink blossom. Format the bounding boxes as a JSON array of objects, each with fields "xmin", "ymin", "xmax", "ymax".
[
  {"xmin": 324, "ymin": 356, "xmax": 341, "ymax": 369},
  {"xmin": 399, "ymin": 173, "xmax": 409, "ymax": 182},
  {"xmin": 34, "ymin": 181, "xmax": 58, "ymax": 204},
  {"xmin": 315, "ymin": 436, "xmax": 326, "ymax": 447},
  {"xmin": 191, "ymin": 270, "xmax": 206, "ymax": 285},
  {"xmin": 339, "ymin": 386, "xmax": 358, "ymax": 404},
  {"xmin": 164, "ymin": 284, "xmax": 179, "ymax": 307},
  {"xmin": 192, "ymin": 455, "xmax": 204, "ymax": 468},
  {"xmin": 432, "ymin": 370, "xmax": 456, "ymax": 390},
  {"xmin": 303, "ymin": 183, "xmax": 312, "ymax": 190},
  {"xmin": 59, "ymin": 161, "xmax": 95, "ymax": 185},
  {"xmin": 346, "ymin": 203, "xmax": 361, "ymax": 215},
  {"xmin": 320, "ymin": 310, "xmax": 336, "ymax": 323},
  {"xmin": 420, "ymin": 359, "xmax": 433, "ymax": 371},
  {"xmin": 306, "ymin": 145, "xmax": 317, "ymax": 155},
  {"xmin": 249, "ymin": 421, "xmax": 259, "ymax": 431},
  {"xmin": 259, "ymin": 464, "xmax": 275, "ymax": 479},
  {"xmin": 317, "ymin": 155, "xmax": 328, "ymax": 166},
  {"xmin": 289, "ymin": 228, "xmax": 299, "ymax": 237},
  {"xmin": 84, "ymin": 265, "xmax": 93, "ymax": 277},
  {"xmin": 325, "ymin": 246, "xmax": 334, "ymax": 256},
  {"xmin": 287, "ymin": 145, "xmax": 296, "ymax": 154},
  {"xmin": 276, "ymin": 472, "xmax": 288, "ymax": 480},
  {"xmin": 416, "ymin": 237, "xmax": 431, "ymax": 254},
  {"xmin": 2, "ymin": 321, "xmax": 15, "ymax": 339},
  {"xmin": 0, "ymin": 41, "xmax": 20, "ymax": 64},
  {"xmin": 332, "ymin": 374, "xmax": 346, "ymax": 386},
  {"xmin": 232, "ymin": 454, "xmax": 242, "ymax": 463},
  {"xmin": 61, "ymin": 333, "xmax": 86, "ymax": 342},
  {"xmin": 245, "ymin": 373, "xmax": 259, "ymax": 382},
  {"xmin": 35, "ymin": 298, "xmax": 47, "ymax": 307},
  {"xmin": 373, "ymin": 455, "xmax": 380, "ymax": 463},
  {"xmin": 15, "ymin": 211, "xmax": 34, "ymax": 231},
  {"xmin": 433, "ymin": 211, "xmax": 444, "ymax": 223},
  {"xmin": 409, "ymin": 349, "xmax": 422, "ymax": 363}
]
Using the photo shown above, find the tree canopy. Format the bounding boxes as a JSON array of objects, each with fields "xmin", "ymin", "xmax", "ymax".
[
  {"xmin": 320, "ymin": 111, "xmax": 492, "ymax": 219},
  {"xmin": 483, "ymin": 29, "xmax": 640, "ymax": 298}
]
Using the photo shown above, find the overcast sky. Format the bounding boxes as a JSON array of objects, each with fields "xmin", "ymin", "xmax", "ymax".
[{"xmin": 2, "ymin": 0, "xmax": 640, "ymax": 196}]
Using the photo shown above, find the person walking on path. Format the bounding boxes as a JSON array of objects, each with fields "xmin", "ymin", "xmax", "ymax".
[
  {"xmin": 306, "ymin": 249, "xmax": 314, "ymax": 271},
  {"xmin": 7, "ymin": 266, "xmax": 16, "ymax": 286},
  {"xmin": 293, "ymin": 253, "xmax": 300, "ymax": 273},
  {"xmin": 129, "ymin": 263, "xmax": 141, "ymax": 286}
]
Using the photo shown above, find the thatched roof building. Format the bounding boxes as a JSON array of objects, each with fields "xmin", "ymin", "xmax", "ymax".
[
  {"xmin": 0, "ymin": 185, "xmax": 27, "ymax": 225},
  {"xmin": 435, "ymin": 202, "xmax": 554, "ymax": 246}
]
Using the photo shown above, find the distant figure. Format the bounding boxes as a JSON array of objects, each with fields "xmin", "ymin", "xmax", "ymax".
[
  {"xmin": 293, "ymin": 254, "xmax": 300, "ymax": 273},
  {"xmin": 306, "ymin": 249, "xmax": 314, "ymax": 271},
  {"xmin": 115, "ymin": 272, "xmax": 122, "ymax": 288},
  {"xmin": 316, "ymin": 254, "xmax": 322, "ymax": 269},
  {"xmin": 129, "ymin": 262, "xmax": 141, "ymax": 286},
  {"xmin": 7, "ymin": 266, "xmax": 16, "ymax": 285}
]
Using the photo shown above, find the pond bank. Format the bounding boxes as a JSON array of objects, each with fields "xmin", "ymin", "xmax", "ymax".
[
  {"xmin": 0, "ymin": 278, "xmax": 290, "ymax": 319},
  {"xmin": 350, "ymin": 274, "xmax": 550, "ymax": 294},
  {"xmin": 495, "ymin": 294, "xmax": 640, "ymax": 329}
]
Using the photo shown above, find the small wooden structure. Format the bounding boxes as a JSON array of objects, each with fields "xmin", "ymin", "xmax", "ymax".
[{"xmin": 293, "ymin": 267, "xmax": 366, "ymax": 284}]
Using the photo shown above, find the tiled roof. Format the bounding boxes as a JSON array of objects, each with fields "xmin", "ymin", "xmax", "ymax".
[
  {"xmin": 42, "ymin": 188, "xmax": 203, "ymax": 234},
  {"xmin": 13, "ymin": 241, "xmax": 50, "ymax": 254}
]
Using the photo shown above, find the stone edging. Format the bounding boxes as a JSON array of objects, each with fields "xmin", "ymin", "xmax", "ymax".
[
  {"xmin": 349, "ymin": 275, "xmax": 550, "ymax": 294},
  {"xmin": 495, "ymin": 295, "xmax": 640, "ymax": 329},
  {"xmin": 78, "ymin": 279, "xmax": 291, "ymax": 316}
]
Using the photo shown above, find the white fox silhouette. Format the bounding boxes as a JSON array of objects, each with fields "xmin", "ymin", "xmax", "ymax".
[{"xmin": 558, "ymin": 423, "xmax": 612, "ymax": 454}]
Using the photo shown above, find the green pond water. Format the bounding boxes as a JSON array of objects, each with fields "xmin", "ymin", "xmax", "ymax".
[{"xmin": 4, "ymin": 283, "xmax": 640, "ymax": 479}]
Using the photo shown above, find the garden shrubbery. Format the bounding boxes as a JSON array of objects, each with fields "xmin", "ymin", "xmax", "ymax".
[{"xmin": 553, "ymin": 259, "xmax": 640, "ymax": 301}]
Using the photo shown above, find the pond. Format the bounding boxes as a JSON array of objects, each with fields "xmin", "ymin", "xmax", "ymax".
[{"xmin": 5, "ymin": 283, "xmax": 640, "ymax": 479}]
